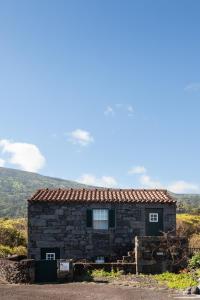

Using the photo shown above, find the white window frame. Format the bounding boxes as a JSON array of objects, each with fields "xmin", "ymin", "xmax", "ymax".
[
  {"xmin": 149, "ymin": 213, "xmax": 158, "ymax": 223},
  {"xmin": 93, "ymin": 209, "xmax": 109, "ymax": 230},
  {"xmin": 46, "ymin": 252, "xmax": 55, "ymax": 260}
]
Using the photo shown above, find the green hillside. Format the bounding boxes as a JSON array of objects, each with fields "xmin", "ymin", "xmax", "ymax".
[
  {"xmin": 0, "ymin": 167, "xmax": 199, "ymax": 217},
  {"xmin": 171, "ymin": 192, "xmax": 200, "ymax": 213},
  {"xmin": 0, "ymin": 167, "xmax": 89, "ymax": 217}
]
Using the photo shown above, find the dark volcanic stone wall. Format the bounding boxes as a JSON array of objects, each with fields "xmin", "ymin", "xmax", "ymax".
[
  {"xmin": 0, "ymin": 259, "xmax": 35, "ymax": 283},
  {"xmin": 28, "ymin": 202, "xmax": 176, "ymax": 260}
]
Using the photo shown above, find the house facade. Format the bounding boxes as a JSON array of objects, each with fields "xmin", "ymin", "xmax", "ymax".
[{"xmin": 28, "ymin": 188, "xmax": 176, "ymax": 261}]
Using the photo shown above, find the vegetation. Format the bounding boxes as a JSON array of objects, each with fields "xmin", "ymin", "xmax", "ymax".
[
  {"xmin": 189, "ymin": 234, "xmax": 200, "ymax": 248},
  {"xmin": 153, "ymin": 253, "xmax": 200, "ymax": 290},
  {"xmin": 153, "ymin": 271, "xmax": 198, "ymax": 289},
  {"xmin": 0, "ymin": 167, "xmax": 89, "ymax": 217},
  {"xmin": 91, "ymin": 269, "xmax": 122, "ymax": 278},
  {"xmin": 173, "ymin": 192, "xmax": 200, "ymax": 214},
  {"xmin": 0, "ymin": 218, "xmax": 27, "ymax": 257},
  {"xmin": 176, "ymin": 214, "xmax": 200, "ymax": 248},
  {"xmin": 177, "ymin": 214, "xmax": 200, "ymax": 235},
  {"xmin": 189, "ymin": 253, "xmax": 200, "ymax": 269}
]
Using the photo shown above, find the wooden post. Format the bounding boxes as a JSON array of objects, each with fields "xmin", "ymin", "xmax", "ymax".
[{"xmin": 135, "ymin": 236, "xmax": 139, "ymax": 275}]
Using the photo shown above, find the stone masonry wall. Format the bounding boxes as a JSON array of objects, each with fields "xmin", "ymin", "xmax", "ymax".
[
  {"xmin": 0, "ymin": 259, "xmax": 35, "ymax": 283},
  {"xmin": 135, "ymin": 236, "xmax": 188, "ymax": 274},
  {"xmin": 28, "ymin": 202, "xmax": 176, "ymax": 260}
]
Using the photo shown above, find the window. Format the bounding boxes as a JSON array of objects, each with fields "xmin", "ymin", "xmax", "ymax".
[
  {"xmin": 95, "ymin": 256, "xmax": 105, "ymax": 263},
  {"xmin": 46, "ymin": 253, "xmax": 55, "ymax": 260},
  {"xmin": 93, "ymin": 209, "xmax": 108, "ymax": 229},
  {"xmin": 149, "ymin": 213, "xmax": 158, "ymax": 223}
]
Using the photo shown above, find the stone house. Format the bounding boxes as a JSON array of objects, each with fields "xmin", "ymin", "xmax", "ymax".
[{"xmin": 28, "ymin": 188, "xmax": 176, "ymax": 261}]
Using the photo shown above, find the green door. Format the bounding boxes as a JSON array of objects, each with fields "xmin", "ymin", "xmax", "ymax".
[
  {"xmin": 35, "ymin": 260, "xmax": 57, "ymax": 282},
  {"xmin": 145, "ymin": 208, "xmax": 163, "ymax": 236},
  {"xmin": 35, "ymin": 247, "xmax": 60, "ymax": 283}
]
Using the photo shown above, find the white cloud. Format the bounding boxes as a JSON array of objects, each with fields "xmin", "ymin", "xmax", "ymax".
[
  {"xmin": 68, "ymin": 129, "xmax": 94, "ymax": 146},
  {"xmin": 77, "ymin": 173, "xmax": 117, "ymax": 187},
  {"xmin": 167, "ymin": 181, "xmax": 199, "ymax": 193},
  {"xmin": 139, "ymin": 175, "xmax": 163, "ymax": 189},
  {"xmin": 104, "ymin": 106, "xmax": 115, "ymax": 116},
  {"xmin": 104, "ymin": 104, "xmax": 134, "ymax": 117},
  {"xmin": 0, "ymin": 158, "xmax": 5, "ymax": 167},
  {"xmin": 127, "ymin": 105, "xmax": 134, "ymax": 116},
  {"xmin": 134, "ymin": 165, "xmax": 199, "ymax": 193},
  {"xmin": 128, "ymin": 165, "xmax": 146, "ymax": 175},
  {"xmin": 101, "ymin": 176, "xmax": 117, "ymax": 187},
  {"xmin": 0, "ymin": 139, "xmax": 45, "ymax": 172},
  {"xmin": 127, "ymin": 105, "xmax": 134, "ymax": 112},
  {"xmin": 184, "ymin": 82, "xmax": 200, "ymax": 92}
]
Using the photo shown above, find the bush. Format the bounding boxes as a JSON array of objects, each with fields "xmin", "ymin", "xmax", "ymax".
[
  {"xmin": 0, "ymin": 244, "xmax": 27, "ymax": 258},
  {"xmin": 176, "ymin": 214, "xmax": 200, "ymax": 238},
  {"xmin": 0, "ymin": 244, "xmax": 13, "ymax": 257},
  {"xmin": 154, "ymin": 272, "xmax": 198, "ymax": 289},
  {"xmin": 189, "ymin": 253, "xmax": 200, "ymax": 269},
  {"xmin": 12, "ymin": 246, "xmax": 27, "ymax": 256},
  {"xmin": 0, "ymin": 218, "xmax": 27, "ymax": 247},
  {"xmin": 91, "ymin": 269, "xmax": 122, "ymax": 278},
  {"xmin": 189, "ymin": 234, "xmax": 200, "ymax": 248}
]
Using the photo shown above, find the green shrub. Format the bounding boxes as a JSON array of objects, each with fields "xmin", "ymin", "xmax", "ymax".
[
  {"xmin": 0, "ymin": 244, "xmax": 27, "ymax": 258},
  {"xmin": 12, "ymin": 246, "xmax": 27, "ymax": 256},
  {"xmin": 0, "ymin": 218, "xmax": 27, "ymax": 247},
  {"xmin": 189, "ymin": 252, "xmax": 200, "ymax": 269},
  {"xmin": 91, "ymin": 269, "xmax": 122, "ymax": 278},
  {"xmin": 154, "ymin": 272, "xmax": 198, "ymax": 289},
  {"xmin": 176, "ymin": 214, "xmax": 200, "ymax": 237},
  {"xmin": 0, "ymin": 244, "xmax": 12, "ymax": 258}
]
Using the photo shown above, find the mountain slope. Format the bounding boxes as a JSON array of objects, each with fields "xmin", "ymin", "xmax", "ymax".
[
  {"xmin": 0, "ymin": 167, "xmax": 89, "ymax": 217},
  {"xmin": 170, "ymin": 192, "xmax": 200, "ymax": 212},
  {"xmin": 0, "ymin": 167, "xmax": 199, "ymax": 217}
]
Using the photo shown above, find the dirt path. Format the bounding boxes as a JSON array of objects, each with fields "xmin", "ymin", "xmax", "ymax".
[{"xmin": 0, "ymin": 282, "xmax": 180, "ymax": 300}]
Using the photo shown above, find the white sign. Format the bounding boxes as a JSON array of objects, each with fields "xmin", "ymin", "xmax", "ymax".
[{"xmin": 60, "ymin": 262, "xmax": 69, "ymax": 271}]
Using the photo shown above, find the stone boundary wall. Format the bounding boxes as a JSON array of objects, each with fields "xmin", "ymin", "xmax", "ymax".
[
  {"xmin": 135, "ymin": 236, "xmax": 188, "ymax": 274},
  {"xmin": 0, "ymin": 259, "xmax": 35, "ymax": 283}
]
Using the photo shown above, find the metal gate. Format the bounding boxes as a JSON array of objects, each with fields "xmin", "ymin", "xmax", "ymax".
[{"xmin": 35, "ymin": 260, "xmax": 57, "ymax": 282}]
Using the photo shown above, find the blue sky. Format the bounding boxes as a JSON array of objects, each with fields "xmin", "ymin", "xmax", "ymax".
[{"xmin": 0, "ymin": 0, "xmax": 200, "ymax": 193}]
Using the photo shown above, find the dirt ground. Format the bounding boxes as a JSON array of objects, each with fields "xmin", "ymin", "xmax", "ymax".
[{"xmin": 0, "ymin": 282, "xmax": 182, "ymax": 300}]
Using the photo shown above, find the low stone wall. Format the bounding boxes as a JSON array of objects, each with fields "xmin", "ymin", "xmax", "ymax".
[
  {"xmin": 0, "ymin": 259, "xmax": 35, "ymax": 283},
  {"xmin": 135, "ymin": 236, "xmax": 188, "ymax": 274}
]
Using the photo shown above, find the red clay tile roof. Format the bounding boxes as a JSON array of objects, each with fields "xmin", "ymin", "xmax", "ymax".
[{"xmin": 28, "ymin": 188, "xmax": 176, "ymax": 204}]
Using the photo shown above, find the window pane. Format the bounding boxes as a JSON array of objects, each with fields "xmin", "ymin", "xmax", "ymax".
[
  {"xmin": 93, "ymin": 220, "xmax": 108, "ymax": 230},
  {"xmin": 93, "ymin": 209, "xmax": 109, "ymax": 229},
  {"xmin": 46, "ymin": 253, "xmax": 55, "ymax": 260},
  {"xmin": 149, "ymin": 213, "xmax": 158, "ymax": 222},
  {"xmin": 93, "ymin": 209, "xmax": 108, "ymax": 221}
]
